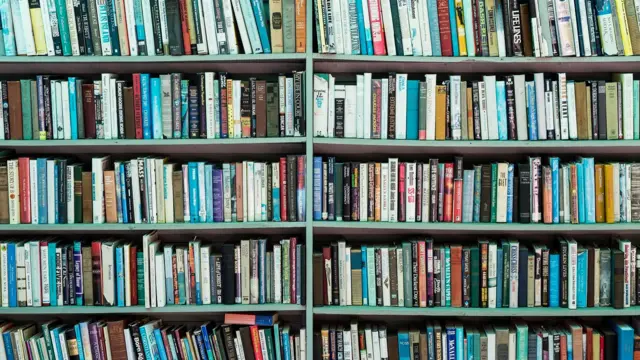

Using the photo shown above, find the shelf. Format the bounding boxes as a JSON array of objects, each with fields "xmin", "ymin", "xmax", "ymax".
[
  {"xmin": 0, "ymin": 54, "xmax": 307, "ymax": 75},
  {"xmin": 312, "ymin": 54, "xmax": 640, "ymax": 74},
  {"xmin": 0, "ymin": 304, "xmax": 305, "ymax": 315},
  {"xmin": 313, "ymin": 306, "xmax": 640, "ymax": 317},
  {"xmin": 313, "ymin": 138, "xmax": 640, "ymax": 157},
  {"xmin": 4, "ymin": 138, "xmax": 306, "ymax": 156},
  {"xmin": 0, "ymin": 222, "xmax": 306, "ymax": 235},
  {"xmin": 313, "ymin": 222, "xmax": 640, "ymax": 236}
]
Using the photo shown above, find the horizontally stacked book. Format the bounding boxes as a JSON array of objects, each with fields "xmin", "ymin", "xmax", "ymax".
[
  {"xmin": 1, "ymin": 0, "xmax": 306, "ymax": 56},
  {"xmin": 315, "ymin": 319, "xmax": 635, "ymax": 359},
  {"xmin": 314, "ymin": 0, "xmax": 640, "ymax": 57},
  {"xmin": 0, "ymin": 72, "xmax": 305, "ymax": 140},
  {"xmin": 313, "ymin": 72, "xmax": 638, "ymax": 140},
  {"xmin": 314, "ymin": 238, "xmax": 635, "ymax": 309},
  {"xmin": 0, "ymin": 152, "xmax": 306, "ymax": 224},
  {"xmin": 313, "ymin": 156, "xmax": 637, "ymax": 223},
  {"xmin": 1, "ymin": 314, "xmax": 305, "ymax": 360}
]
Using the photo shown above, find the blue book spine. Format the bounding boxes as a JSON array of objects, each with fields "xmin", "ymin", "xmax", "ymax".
[
  {"xmin": 506, "ymin": 164, "xmax": 514, "ymax": 223},
  {"xmin": 181, "ymin": 80, "xmax": 189, "ymax": 139},
  {"xmin": 54, "ymin": 0, "xmax": 72, "ymax": 55},
  {"xmin": 577, "ymin": 250, "xmax": 587, "ymax": 308},
  {"xmin": 151, "ymin": 78, "xmax": 162, "ymax": 139},
  {"xmin": 200, "ymin": 325, "xmax": 214, "ymax": 360},
  {"xmin": 583, "ymin": 158, "xmax": 595, "ymax": 223},
  {"xmin": 549, "ymin": 254, "xmax": 560, "ymax": 307},
  {"xmin": 74, "ymin": 241, "xmax": 83, "ymax": 305},
  {"xmin": 444, "ymin": 247, "xmax": 451, "ymax": 306},
  {"xmin": 361, "ymin": 246, "xmax": 368, "ymax": 305},
  {"xmin": 496, "ymin": 81, "xmax": 508, "ymax": 140},
  {"xmin": 177, "ymin": 259, "xmax": 186, "ymax": 304},
  {"xmin": 473, "ymin": 167, "xmax": 481, "ymax": 222},
  {"xmin": 205, "ymin": 165, "xmax": 214, "ymax": 223},
  {"xmin": 526, "ymin": 82, "xmax": 538, "ymax": 140},
  {"xmin": 577, "ymin": 162, "xmax": 586, "ymax": 223},
  {"xmin": 250, "ymin": 0, "xmax": 271, "ymax": 53},
  {"xmin": 116, "ymin": 246, "xmax": 125, "ymax": 307},
  {"xmin": 0, "ymin": 0, "xmax": 16, "ymax": 56},
  {"xmin": 106, "ymin": 0, "xmax": 121, "ymax": 55},
  {"xmin": 133, "ymin": 0, "xmax": 146, "ymax": 50},
  {"xmin": 49, "ymin": 243, "xmax": 57, "ymax": 306},
  {"xmin": 74, "ymin": 325, "xmax": 85, "ymax": 360},
  {"xmin": 407, "ymin": 81, "xmax": 420, "ymax": 139},
  {"xmin": 37, "ymin": 158, "xmax": 48, "ymax": 224},
  {"xmin": 141, "ymin": 74, "xmax": 151, "ymax": 139},
  {"xmin": 427, "ymin": 0, "xmax": 441, "ymax": 55},
  {"xmin": 448, "ymin": 0, "xmax": 458, "ymax": 56},
  {"xmin": 119, "ymin": 163, "xmax": 128, "ymax": 224},
  {"xmin": 212, "ymin": 168, "xmax": 223, "ymax": 223},
  {"xmin": 188, "ymin": 163, "xmax": 199, "ymax": 223},
  {"xmin": 355, "ymin": 0, "xmax": 366, "ymax": 54},
  {"xmin": 7, "ymin": 243, "xmax": 16, "ymax": 307},
  {"xmin": 259, "ymin": 240, "xmax": 266, "ymax": 303},
  {"xmin": 313, "ymin": 157, "xmax": 322, "ymax": 220},
  {"xmin": 153, "ymin": 329, "xmax": 168, "ymax": 360},
  {"xmin": 551, "ymin": 157, "xmax": 560, "ymax": 223},
  {"xmin": 567, "ymin": 333, "xmax": 573, "ymax": 360},
  {"xmin": 496, "ymin": 248, "xmax": 503, "ymax": 308},
  {"xmin": 462, "ymin": 171, "xmax": 474, "ymax": 222},
  {"xmin": 69, "ymin": 77, "xmax": 78, "ymax": 139},
  {"xmin": 614, "ymin": 323, "xmax": 634, "ymax": 360},
  {"xmin": 281, "ymin": 331, "xmax": 291, "ymax": 360},
  {"xmin": 54, "ymin": 164, "xmax": 60, "ymax": 223},
  {"xmin": 447, "ymin": 328, "xmax": 456, "ymax": 360},
  {"xmin": 398, "ymin": 332, "xmax": 411, "ymax": 360},
  {"xmin": 3, "ymin": 331, "xmax": 13, "ymax": 360}
]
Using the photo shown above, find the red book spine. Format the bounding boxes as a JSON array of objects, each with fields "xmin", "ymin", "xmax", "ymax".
[
  {"xmin": 437, "ymin": 0, "xmax": 453, "ymax": 56},
  {"xmin": 188, "ymin": 246, "xmax": 196, "ymax": 304},
  {"xmin": 161, "ymin": 329, "xmax": 174, "ymax": 360},
  {"xmin": 18, "ymin": 157, "xmax": 31, "ymax": 224},
  {"xmin": 418, "ymin": 240, "xmax": 427, "ymax": 307},
  {"xmin": 82, "ymin": 84, "xmax": 96, "ymax": 139},
  {"xmin": 130, "ymin": 246, "xmax": 138, "ymax": 305},
  {"xmin": 250, "ymin": 326, "xmax": 264, "ymax": 360},
  {"xmin": 453, "ymin": 179, "xmax": 463, "ymax": 222},
  {"xmin": 367, "ymin": 0, "xmax": 386, "ymax": 55},
  {"xmin": 97, "ymin": 324, "xmax": 108, "ymax": 357},
  {"xmin": 443, "ymin": 163, "xmax": 454, "ymax": 222},
  {"xmin": 91, "ymin": 241, "xmax": 103, "ymax": 305},
  {"xmin": 290, "ymin": 237, "xmax": 297, "ymax": 302},
  {"xmin": 297, "ymin": 156, "xmax": 305, "ymax": 221},
  {"xmin": 280, "ymin": 157, "xmax": 288, "ymax": 222},
  {"xmin": 398, "ymin": 162, "xmax": 406, "ymax": 222},
  {"xmin": 132, "ymin": 74, "xmax": 143, "ymax": 139},
  {"xmin": 322, "ymin": 247, "xmax": 331, "ymax": 305},
  {"xmin": 177, "ymin": 0, "xmax": 191, "ymax": 55}
]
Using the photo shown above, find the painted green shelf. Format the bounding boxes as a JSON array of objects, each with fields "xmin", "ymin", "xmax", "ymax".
[
  {"xmin": 313, "ymin": 306, "xmax": 640, "ymax": 317},
  {"xmin": 0, "ymin": 54, "xmax": 306, "ymax": 63},
  {"xmin": 0, "ymin": 304, "xmax": 305, "ymax": 315},
  {"xmin": 0, "ymin": 222, "xmax": 306, "ymax": 234}
]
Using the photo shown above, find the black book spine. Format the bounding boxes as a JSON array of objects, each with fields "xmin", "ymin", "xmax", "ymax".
[
  {"xmin": 149, "ymin": 0, "xmax": 164, "ymax": 54},
  {"xmin": 125, "ymin": 163, "xmax": 134, "ymax": 223},
  {"xmin": 388, "ymin": 74, "xmax": 396, "ymax": 139},
  {"xmin": 1, "ymin": 81, "xmax": 8, "ymax": 140},
  {"xmin": 518, "ymin": 163, "xmax": 531, "ymax": 223},
  {"xmin": 221, "ymin": 244, "xmax": 235, "ymax": 304},
  {"xmin": 188, "ymin": 86, "xmax": 199, "ymax": 138},
  {"xmin": 72, "ymin": 0, "xmax": 86, "ymax": 55},
  {"xmin": 542, "ymin": 248, "xmax": 549, "ymax": 307},
  {"xmin": 463, "ymin": 247, "xmax": 470, "ymax": 307},
  {"xmin": 590, "ymin": 81, "xmax": 599, "ymax": 139},
  {"xmin": 331, "ymin": 243, "xmax": 339, "ymax": 305},
  {"xmin": 552, "ymin": 334, "xmax": 561, "ymax": 358},
  {"xmin": 199, "ymin": 74, "xmax": 206, "ymax": 138},
  {"xmin": 560, "ymin": 241, "xmax": 568, "ymax": 307},
  {"xmin": 250, "ymin": 78, "xmax": 257, "ymax": 138},
  {"xmin": 472, "ymin": 82, "xmax": 481, "ymax": 140},
  {"xmin": 335, "ymin": 90, "xmax": 345, "ymax": 138},
  {"xmin": 212, "ymin": 0, "xmax": 227, "ymax": 53},
  {"xmin": 546, "ymin": 0, "xmax": 559, "ymax": 56},
  {"xmin": 68, "ymin": 246, "xmax": 75, "ymax": 305},
  {"xmin": 322, "ymin": 162, "xmax": 328, "ymax": 220},
  {"xmin": 505, "ymin": 76, "xmax": 517, "ymax": 139},
  {"xmin": 222, "ymin": 326, "xmax": 238, "ymax": 360},
  {"xmin": 129, "ymin": 323, "xmax": 145, "ymax": 360},
  {"xmin": 351, "ymin": 163, "xmax": 359, "ymax": 221},
  {"xmin": 294, "ymin": 71, "xmax": 305, "ymax": 136},
  {"xmin": 429, "ymin": 159, "xmax": 439, "ymax": 222},
  {"xmin": 444, "ymin": 81, "xmax": 451, "ymax": 139},
  {"xmin": 517, "ymin": 247, "xmax": 528, "ymax": 308},
  {"xmin": 287, "ymin": 155, "xmax": 297, "ymax": 221},
  {"xmin": 138, "ymin": 162, "xmax": 148, "ymax": 223},
  {"xmin": 512, "ymin": 175, "xmax": 519, "ymax": 223},
  {"xmin": 328, "ymin": 157, "xmax": 335, "ymax": 221},
  {"xmin": 590, "ymin": 0, "xmax": 602, "ymax": 55},
  {"xmin": 166, "ymin": 0, "xmax": 184, "ymax": 55},
  {"xmin": 545, "ymin": 80, "xmax": 555, "ymax": 139},
  {"xmin": 279, "ymin": 76, "xmax": 286, "ymax": 137},
  {"xmin": 375, "ymin": 249, "xmax": 383, "ymax": 306},
  {"xmin": 343, "ymin": 164, "xmax": 351, "ymax": 221},
  {"xmin": 336, "ymin": 328, "xmax": 343, "ymax": 359},
  {"xmin": 116, "ymin": 81, "xmax": 125, "ymax": 139},
  {"xmin": 61, "ymin": 246, "xmax": 68, "ymax": 305},
  {"xmin": 58, "ymin": 160, "xmax": 67, "ymax": 223},
  {"xmin": 412, "ymin": 242, "xmax": 419, "ymax": 307},
  {"xmin": 509, "ymin": 0, "xmax": 522, "ymax": 55},
  {"xmin": 433, "ymin": 249, "xmax": 441, "ymax": 307},
  {"xmin": 501, "ymin": 0, "xmax": 513, "ymax": 56},
  {"xmin": 480, "ymin": 165, "xmax": 492, "ymax": 222},
  {"xmin": 78, "ymin": 0, "xmax": 93, "ymax": 55},
  {"xmin": 597, "ymin": 81, "xmax": 607, "ymax": 140}
]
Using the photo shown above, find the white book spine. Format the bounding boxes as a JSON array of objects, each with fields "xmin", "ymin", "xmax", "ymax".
[
  {"xmin": 204, "ymin": 73, "xmax": 216, "ymax": 138},
  {"xmin": 197, "ymin": 0, "xmax": 213, "ymax": 54},
  {"xmin": 338, "ymin": 242, "xmax": 346, "ymax": 304},
  {"xmin": 544, "ymin": 85, "xmax": 555, "ymax": 138},
  {"xmin": 388, "ymin": 158, "xmax": 398, "ymax": 222},
  {"xmin": 488, "ymin": 243, "xmax": 497, "ymax": 308},
  {"xmin": 230, "ymin": 0, "xmax": 252, "ymax": 53},
  {"xmin": 155, "ymin": 253, "xmax": 166, "ymax": 307},
  {"xmin": 514, "ymin": 75, "xmax": 528, "ymax": 140},
  {"xmin": 484, "ymin": 76, "xmax": 498, "ymax": 140},
  {"xmin": 91, "ymin": 157, "xmax": 108, "ymax": 224},
  {"xmin": 359, "ymin": 163, "xmax": 367, "ymax": 221},
  {"xmin": 234, "ymin": 80, "xmax": 242, "ymax": 137},
  {"xmin": 568, "ymin": 0, "xmax": 580, "ymax": 56},
  {"xmin": 408, "ymin": 0, "xmax": 422, "ymax": 55},
  {"xmin": 56, "ymin": 81, "xmax": 64, "ymax": 139},
  {"xmin": 364, "ymin": 73, "xmax": 372, "ymax": 139},
  {"xmin": 356, "ymin": 75, "xmax": 364, "ymax": 138},
  {"xmin": 577, "ymin": 0, "xmax": 591, "ymax": 55},
  {"xmin": 221, "ymin": 0, "xmax": 238, "ymax": 53},
  {"xmin": 47, "ymin": 160, "xmax": 55, "ymax": 224},
  {"xmin": 405, "ymin": 163, "xmax": 416, "ymax": 222},
  {"xmin": 350, "ymin": 323, "xmax": 360, "ymax": 360},
  {"xmin": 496, "ymin": 163, "xmax": 508, "ymax": 222},
  {"xmin": 101, "ymin": 244, "xmax": 113, "ymax": 306},
  {"xmin": 381, "ymin": 163, "xmax": 389, "ymax": 222},
  {"xmin": 381, "ymin": 78, "xmax": 389, "ymax": 139},
  {"xmin": 247, "ymin": 162, "xmax": 255, "ymax": 221},
  {"xmin": 7, "ymin": 160, "xmax": 19, "ymax": 224},
  {"xmin": 381, "ymin": 247, "xmax": 391, "ymax": 306},
  {"xmin": 242, "ymin": 162, "xmax": 248, "ymax": 221},
  {"xmin": 568, "ymin": 241, "xmax": 578, "ymax": 309},
  {"xmin": 64, "ymin": 0, "xmax": 80, "ymax": 55},
  {"xmin": 62, "ymin": 81, "xmax": 71, "ymax": 139},
  {"xmin": 344, "ymin": 85, "xmax": 357, "ymax": 138},
  {"xmin": 379, "ymin": 0, "xmax": 397, "ymax": 55},
  {"xmin": 223, "ymin": 164, "xmax": 232, "ymax": 221},
  {"xmin": 29, "ymin": 160, "xmax": 38, "ymax": 224},
  {"xmin": 395, "ymin": 74, "xmax": 408, "ymax": 139},
  {"xmin": 343, "ymin": 330, "xmax": 352, "ymax": 360},
  {"xmin": 124, "ymin": 0, "xmax": 138, "ymax": 55},
  {"xmin": 620, "ymin": 74, "xmax": 634, "ymax": 139},
  {"xmin": 479, "ymin": 81, "xmax": 489, "ymax": 140},
  {"xmin": 124, "ymin": 244, "xmax": 131, "ymax": 306},
  {"xmin": 332, "ymin": 0, "xmax": 344, "ymax": 53},
  {"xmin": 509, "ymin": 243, "xmax": 519, "ymax": 308},
  {"xmin": 534, "ymin": 73, "xmax": 548, "ymax": 139},
  {"xmin": 140, "ymin": 0, "xmax": 155, "ymax": 55},
  {"xmin": 157, "ymin": 0, "xmax": 169, "ymax": 52},
  {"xmin": 285, "ymin": 77, "xmax": 294, "ymax": 136},
  {"xmin": 419, "ymin": 0, "xmax": 432, "ymax": 55},
  {"xmin": 567, "ymin": 81, "xmax": 578, "ymax": 139},
  {"xmin": 18, "ymin": 0, "xmax": 36, "ymax": 55},
  {"xmin": 328, "ymin": 76, "xmax": 335, "ymax": 138},
  {"xmin": 39, "ymin": 0, "xmax": 55, "ymax": 56},
  {"xmin": 450, "ymin": 75, "xmax": 462, "ymax": 140},
  {"xmin": 422, "ymin": 163, "xmax": 430, "ymax": 222},
  {"xmin": 164, "ymin": 165, "xmax": 174, "ymax": 223},
  {"xmin": 252, "ymin": 163, "xmax": 261, "ymax": 221},
  {"xmin": 25, "ymin": 244, "xmax": 32, "ymax": 306},
  {"xmin": 101, "ymin": 74, "xmax": 111, "ymax": 139},
  {"xmin": 425, "ymin": 75, "xmax": 437, "ymax": 140},
  {"xmin": 397, "ymin": 0, "xmax": 413, "ymax": 54},
  {"xmin": 201, "ymin": 246, "xmax": 211, "ymax": 305},
  {"xmin": 558, "ymin": 73, "xmax": 570, "ymax": 139},
  {"xmin": 313, "ymin": 74, "xmax": 329, "ymax": 137},
  {"xmin": 396, "ymin": 248, "xmax": 404, "ymax": 305}
]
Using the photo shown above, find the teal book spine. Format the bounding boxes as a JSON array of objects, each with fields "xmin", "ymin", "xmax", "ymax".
[
  {"xmin": 37, "ymin": 158, "xmax": 47, "ymax": 223},
  {"xmin": 361, "ymin": 245, "xmax": 368, "ymax": 305},
  {"xmin": 526, "ymin": 82, "xmax": 538, "ymax": 140},
  {"xmin": 577, "ymin": 250, "xmax": 587, "ymax": 308},
  {"xmin": 188, "ymin": 162, "xmax": 199, "ymax": 223},
  {"xmin": 116, "ymin": 246, "xmax": 125, "ymax": 306},
  {"xmin": 69, "ymin": 78, "xmax": 78, "ymax": 139},
  {"xmin": 106, "ymin": 0, "xmax": 120, "ymax": 55},
  {"xmin": 549, "ymin": 254, "xmax": 560, "ymax": 307},
  {"xmin": 141, "ymin": 74, "xmax": 151, "ymax": 139},
  {"xmin": 462, "ymin": 170, "xmax": 474, "ymax": 223},
  {"xmin": 577, "ymin": 162, "xmax": 586, "ymax": 223},
  {"xmin": 398, "ymin": 332, "xmax": 411, "ymax": 360},
  {"xmin": 181, "ymin": 80, "xmax": 189, "ymax": 138},
  {"xmin": 354, "ymin": 0, "xmax": 365, "ymax": 54},
  {"xmin": 54, "ymin": 0, "xmax": 72, "ymax": 55},
  {"xmin": 7, "ymin": 243, "xmax": 15, "ymax": 307},
  {"xmin": 501, "ymin": 242, "xmax": 510, "ymax": 307},
  {"xmin": 154, "ymin": 329, "xmax": 168, "ymax": 360},
  {"xmin": 506, "ymin": 164, "xmax": 514, "ymax": 223},
  {"xmin": 613, "ymin": 321, "xmax": 634, "ymax": 360},
  {"xmin": 582, "ymin": 158, "xmax": 595, "ymax": 223},
  {"xmin": 634, "ymin": 80, "xmax": 639, "ymax": 139},
  {"xmin": 444, "ymin": 247, "xmax": 451, "ymax": 307},
  {"xmin": 490, "ymin": 163, "xmax": 497, "ymax": 222},
  {"xmin": 516, "ymin": 324, "xmax": 528, "ymax": 358},
  {"xmin": 472, "ymin": 165, "xmax": 481, "ymax": 222},
  {"xmin": 466, "ymin": 330, "xmax": 473, "ymax": 360},
  {"xmin": 366, "ymin": 247, "xmax": 376, "ymax": 306},
  {"xmin": 251, "ymin": 0, "xmax": 271, "ymax": 52},
  {"xmin": 470, "ymin": 247, "xmax": 479, "ymax": 307},
  {"xmin": 473, "ymin": 331, "xmax": 480, "ymax": 359},
  {"xmin": 151, "ymin": 77, "xmax": 162, "ymax": 139},
  {"xmin": 0, "ymin": 0, "xmax": 16, "ymax": 55},
  {"xmin": 137, "ymin": 251, "xmax": 145, "ymax": 305},
  {"xmin": 496, "ymin": 81, "xmax": 507, "ymax": 140},
  {"xmin": 448, "ymin": 0, "xmax": 458, "ymax": 55},
  {"xmin": 273, "ymin": 323, "xmax": 282, "ymax": 360},
  {"xmin": 403, "ymin": 242, "xmax": 412, "ymax": 307},
  {"xmin": 456, "ymin": 325, "xmax": 463, "ymax": 359},
  {"xmin": 48, "ymin": 242, "xmax": 57, "ymax": 306},
  {"xmin": 426, "ymin": 325, "xmax": 434, "ymax": 359},
  {"xmin": 427, "ymin": 0, "xmax": 441, "ymax": 55},
  {"xmin": 406, "ymin": 80, "xmax": 420, "ymax": 140},
  {"xmin": 20, "ymin": 80, "xmax": 32, "ymax": 140},
  {"xmin": 551, "ymin": 157, "xmax": 560, "ymax": 223},
  {"xmin": 139, "ymin": 326, "xmax": 153, "ymax": 360},
  {"xmin": 74, "ymin": 325, "xmax": 85, "ymax": 360}
]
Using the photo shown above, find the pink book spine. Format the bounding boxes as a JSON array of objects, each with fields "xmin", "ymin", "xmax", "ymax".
[{"xmin": 367, "ymin": 0, "xmax": 386, "ymax": 55}]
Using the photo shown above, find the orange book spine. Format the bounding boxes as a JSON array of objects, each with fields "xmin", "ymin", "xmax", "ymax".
[
  {"xmin": 435, "ymin": 85, "xmax": 447, "ymax": 140},
  {"xmin": 188, "ymin": 245, "xmax": 196, "ymax": 304},
  {"xmin": 443, "ymin": 163, "xmax": 454, "ymax": 222},
  {"xmin": 295, "ymin": 0, "xmax": 306, "ymax": 52},
  {"xmin": 595, "ymin": 164, "xmax": 605, "ymax": 223},
  {"xmin": 604, "ymin": 164, "xmax": 615, "ymax": 223},
  {"xmin": 570, "ymin": 165, "xmax": 579, "ymax": 224},
  {"xmin": 224, "ymin": 313, "xmax": 256, "ymax": 325},
  {"xmin": 543, "ymin": 166, "xmax": 553, "ymax": 224},
  {"xmin": 250, "ymin": 326, "xmax": 264, "ymax": 360},
  {"xmin": 375, "ymin": 163, "xmax": 381, "ymax": 221},
  {"xmin": 450, "ymin": 245, "xmax": 462, "ymax": 307},
  {"xmin": 560, "ymin": 335, "xmax": 568, "ymax": 360},
  {"xmin": 418, "ymin": 241, "xmax": 427, "ymax": 307}
]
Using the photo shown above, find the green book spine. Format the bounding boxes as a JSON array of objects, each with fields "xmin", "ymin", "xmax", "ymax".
[
  {"xmin": 490, "ymin": 163, "xmax": 498, "ymax": 222},
  {"xmin": 402, "ymin": 242, "xmax": 412, "ymax": 307},
  {"xmin": 40, "ymin": 322, "xmax": 56, "ymax": 360},
  {"xmin": 53, "ymin": 0, "xmax": 73, "ymax": 55},
  {"xmin": 474, "ymin": 331, "xmax": 481, "ymax": 359},
  {"xmin": 367, "ymin": 247, "xmax": 376, "ymax": 306},
  {"xmin": 74, "ymin": 166, "xmax": 82, "ymax": 222},
  {"xmin": 335, "ymin": 163, "xmax": 344, "ymax": 221},
  {"xmin": 136, "ymin": 251, "xmax": 145, "ymax": 305},
  {"xmin": 470, "ymin": 246, "xmax": 480, "ymax": 307},
  {"xmin": 515, "ymin": 323, "xmax": 528, "ymax": 358},
  {"xmin": 20, "ymin": 80, "xmax": 32, "ymax": 140},
  {"xmin": 266, "ymin": 82, "xmax": 279, "ymax": 137},
  {"xmin": 282, "ymin": 0, "xmax": 295, "ymax": 52},
  {"xmin": 501, "ymin": 242, "xmax": 510, "ymax": 307},
  {"xmin": 264, "ymin": 328, "xmax": 276, "ymax": 360},
  {"xmin": 444, "ymin": 247, "xmax": 451, "ymax": 307},
  {"xmin": 273, "ymin": 323, "xmax": 282, "ymax": 360}
]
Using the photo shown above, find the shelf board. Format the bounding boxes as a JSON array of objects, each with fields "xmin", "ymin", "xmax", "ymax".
[
  {"xmin": 0, "ymin": 54, "xmax": 307, "ymax": 74},
  {"xmin": 0, "ymin": 304, "xmax": 305, "ymax": 315},
  {"xmin": 312, "ymin": 54, "xmax": 640, "ymax": 73},
  {"xmin": 313, "ymin": 306, "xmax": 640, "ymax": 317},
  {"xmin": 313, "ymin": 138, "xmax": 640, "ymax": 156},
  {"xmin": 0, "ymin": 222, "xmax": 306, "ymax": 235},
  {"xmin": 313, "ymin": 221, "xmax": 640, "ymax": 236},
  {"xmin": 4, "ymin": 138, "xmax": 306, "ymax": 156}
]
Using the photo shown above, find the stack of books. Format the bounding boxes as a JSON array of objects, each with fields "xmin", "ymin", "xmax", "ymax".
[
  {"xmin": 314, "ymin": 0, "xmax": 640, "ymax": 57},
  {"xmin": 312, "ymin": 156, "xmax": 638, "ymax": 224},
  {"xmin": 0, "ymin": 152, "xmax": 306, "ymax": 224},
  {"xmin": 314, "ymin": 238, "xmax": 635, "ymax": 309},
  {"xmin": 314, "ymin": 72, "xmax": 637, "ymax": 141},
  {"xmin": 1, "ymin": 72, "xmax": 305, "ymax": 140},
  {"xmin": 0, "ymin": 0, "xmax": 306, "ymax": 56},
  {"xmin": 0, "ymin": 235, "xmax": 304, "ymax": 308},
  {"xmin": 0, "ymin": 315, "xmax": 305, "ymax": 360},
  {"xmin": 316, "ymin": 319, "xmax": 637, "ymax": 359}
]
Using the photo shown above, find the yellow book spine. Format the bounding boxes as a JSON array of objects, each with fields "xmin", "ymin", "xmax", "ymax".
[
  {"xmin": 30, "ymin": 8, "xmax": 47, "ymax": 55},
  {"xmin": 614, "ymin": 0, "xmax": 633, "ymax": 55},
  {"xmin": 269, "ymin": 0, "xmax": 284, "ymax": 53},
  {"xmin": 595, "ymin": 164, "xmax": 605, "ymax": 223},
  {"xmin": 186, "ymin": 0, "xmax": 196, "ymax": 47},
  {"xmin": 485, "ymin": 0, "xmax": 498, "ymax": 56},
  {"xmin": 455, "ymin": 0, "xmax": 467, "ymax": 56},
  {"xmin": 227, "ymin": 79, "xmax": 234, "ymax": 138},
  {"xmin": 604, "ymin": 164, "xmax": 615, "ymax": 223}
]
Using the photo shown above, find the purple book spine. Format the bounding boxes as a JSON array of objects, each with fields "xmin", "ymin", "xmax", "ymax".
[
  {"xmin": 88, "ymin": 323, "xmax": 102, "ymax": 360},
  {"xmin": 213, "ymin": 169, "xmax": 224, "ymax": 222},
  {"xmin": 427, "ymin": 240, "xmax": 433, "ymax": 306},
  {"xmin": 210, "ymin": 255, "xmax": 217, "ymax": 304}
]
